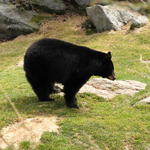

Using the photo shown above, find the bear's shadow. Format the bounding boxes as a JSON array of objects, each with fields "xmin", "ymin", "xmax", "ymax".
[{"xmin": 11, "ymin": 95, "xmax": 70, "ymax": 116}]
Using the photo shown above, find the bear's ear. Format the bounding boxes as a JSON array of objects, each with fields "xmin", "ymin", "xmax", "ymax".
[{"xmin": 107, "ymin": 51, "xmax": 112, "ymax": 59}]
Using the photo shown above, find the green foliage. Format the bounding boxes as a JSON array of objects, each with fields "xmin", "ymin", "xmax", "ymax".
[
  {"xmin": 19, "ymin": 141, "xmax": 31, "ymax": 150},
  {"xmin": 31, "ymin": 14, "xmax": 54, "ymax": 25},
  {"xmin": 37, "ymin": 132, "xmax": 76, "ymax": 150},
  {"xmin": 11, "ymin": 0, "xmax": 33, "ymax": 10},
  {"xmin": 81, "ymin": 19, "xmax": 97, "ymax": 35}
]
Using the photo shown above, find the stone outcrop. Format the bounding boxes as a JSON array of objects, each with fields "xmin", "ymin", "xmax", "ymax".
[
  {"xmin": 32, "ymin": 0, "xmax": 66, "ymax": 12},
  {"xmin": 86, "ymin": 4, "xmax": 149, "ymax": 32},
  {"xmin": 0, "ymin": 3, "xmax": 37, "ymax": 41},
  {"xmin": 0, "ymin": 0, "xmax": 68, "ymax": 41},
  {"xmin": 136, "ymin": 96, "xmax": 150, "ymax": 105},
  {"xmin": 75, "ymin": 0, "xmax": 91, "ymax": 6},
  {"xmin": 79, "ymin": 78, "xmax": 146, "ymax": 99},
  {"xmin": 55, "ymin": 78, "xmax": 146, "ymax": 99},
  {"xmin": 0, "ymin": 0, "xmax": 10, "ymax": 3}
]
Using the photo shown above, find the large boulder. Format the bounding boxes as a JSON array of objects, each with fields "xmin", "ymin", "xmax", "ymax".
[
  {"xmin": 0, "ymin": 0, "xmax": 66, "ymax": 12},
  {"xmin": 136, "ymin": 96, "xmax": 150, "ymax": 105},
  {"xmin": 86, "ymin": 4, "xmax": 149, "ymax": 32},
  {"xmin": 32, "ymin": 0, "xmax": 66, "ymax": 12},
  {"xmin": 0, "ymin": 3, "xmax": 37, "ymax": 41},
  {"xmin": 75, "ymin": 0, "xmax": 91, "ymax": 6},
  {"xmin": 54, "ymin": 78, "xmax": 146, "ymax": 99},
  {"xmin": 0, "ymin": 0, "xmax": 9, "ymax": 2},
  {"xmin": 80, "ymin": 78, "xmax": 146, "ymax": 99}
]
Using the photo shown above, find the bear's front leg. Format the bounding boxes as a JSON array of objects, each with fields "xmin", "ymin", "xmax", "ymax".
[
  {"xmin": 64, "ymin": 76, "xmax": 89, "ymax": 108},
  {"xmin": 64, "ymin": 92, "xmax": 78, "ymax": 108},
  {"xmin": 64, "ymin": 80, "xmax": 80, "ymax": 108}
]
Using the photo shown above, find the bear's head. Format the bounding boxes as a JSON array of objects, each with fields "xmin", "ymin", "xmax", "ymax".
[{"xmin": 101, "ymin": 52, "xmax": 116, "ymax": 80}]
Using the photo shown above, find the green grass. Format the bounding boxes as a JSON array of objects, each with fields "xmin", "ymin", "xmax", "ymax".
[{"xmin": 0, "ymin": 14, "xmax": 150, "ymax": 150}]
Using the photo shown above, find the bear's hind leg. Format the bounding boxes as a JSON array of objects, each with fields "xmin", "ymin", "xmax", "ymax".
[{"xmin": 26, "ymin": 74, "xmax": 53, "ymax": 102}]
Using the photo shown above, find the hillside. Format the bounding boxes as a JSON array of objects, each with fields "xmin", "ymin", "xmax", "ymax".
[{"xmin": 0, "ymin": 13, "xmax": 150, "ymax": 150}]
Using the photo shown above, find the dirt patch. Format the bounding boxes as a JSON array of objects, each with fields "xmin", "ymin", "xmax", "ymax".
[
  {"xmin": 131, "ymin": 22, "xmax": 150, "ymax": 34},
  {"xmin": 16, "ymin": 60, "xmax": 24, "ymax": 67},
  {"xmin": 0, "ymin": 116, "xmax": 59, "ymax": 149}
]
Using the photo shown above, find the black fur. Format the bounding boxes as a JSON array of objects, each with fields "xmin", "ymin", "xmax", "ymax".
[{"xmin": 24, "ymin": 38, "xmax": 115, "ymax": 108}]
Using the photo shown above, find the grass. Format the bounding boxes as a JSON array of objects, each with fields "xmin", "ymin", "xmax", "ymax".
[{"xmin": 0, "ymin": 14, "xmax": 150, "ymax": 150}]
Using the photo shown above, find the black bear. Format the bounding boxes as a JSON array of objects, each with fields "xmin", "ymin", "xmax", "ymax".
[{"xmin": 24, "ymin": 38, "xmax": 115, "ymax": 108}]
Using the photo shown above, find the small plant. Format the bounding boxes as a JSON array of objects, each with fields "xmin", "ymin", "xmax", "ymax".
[
  {"xmin": 19, "ymin": 141, "xmax": 31, "ymax": 150},
  {"xmin": 10, "ymin": 0, "xmax": 33, "ymax": 10},
  {"xmin": 82, "ymin": 19, "xmax": 97, "ymax": 34}
]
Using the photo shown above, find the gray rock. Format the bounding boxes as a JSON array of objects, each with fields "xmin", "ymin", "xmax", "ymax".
[
  {"xmin": 55, "ymin": 78, "xmax": 146, "ymax": 99},
  {"xmin": 137, "ymin": 97, "xmax": 150, "ymax": 105},
  {"xmin": 0, "ymin": 0, "xmax": 10, "ymax": 3},
  {"xmin": 79, "ymin": 78, "xmax": 146, "ymax": 99},
  {"xmin": 0, "ymin": 3, "xmax": 37, "ymax": 41},
  {"xmin": 75, "ymin": 0, "xmax": 91, "ymax": 6},
  {"xmin": 32, "ymin": 0, "xmax": 66, "ymax": 11},
  {"xmin": 86, "ymin": 4, "xmax": 149, "ymax": 32}
]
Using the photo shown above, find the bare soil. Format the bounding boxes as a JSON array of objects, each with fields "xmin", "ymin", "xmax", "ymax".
[{"xmin": 0, "ymin": 116, "xmax": 59, "ymax": 149}]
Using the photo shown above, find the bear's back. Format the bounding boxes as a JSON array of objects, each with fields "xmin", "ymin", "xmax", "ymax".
[{"xmin": 26, "ymin": 38, "xmax": 105, "ymax": 57}]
